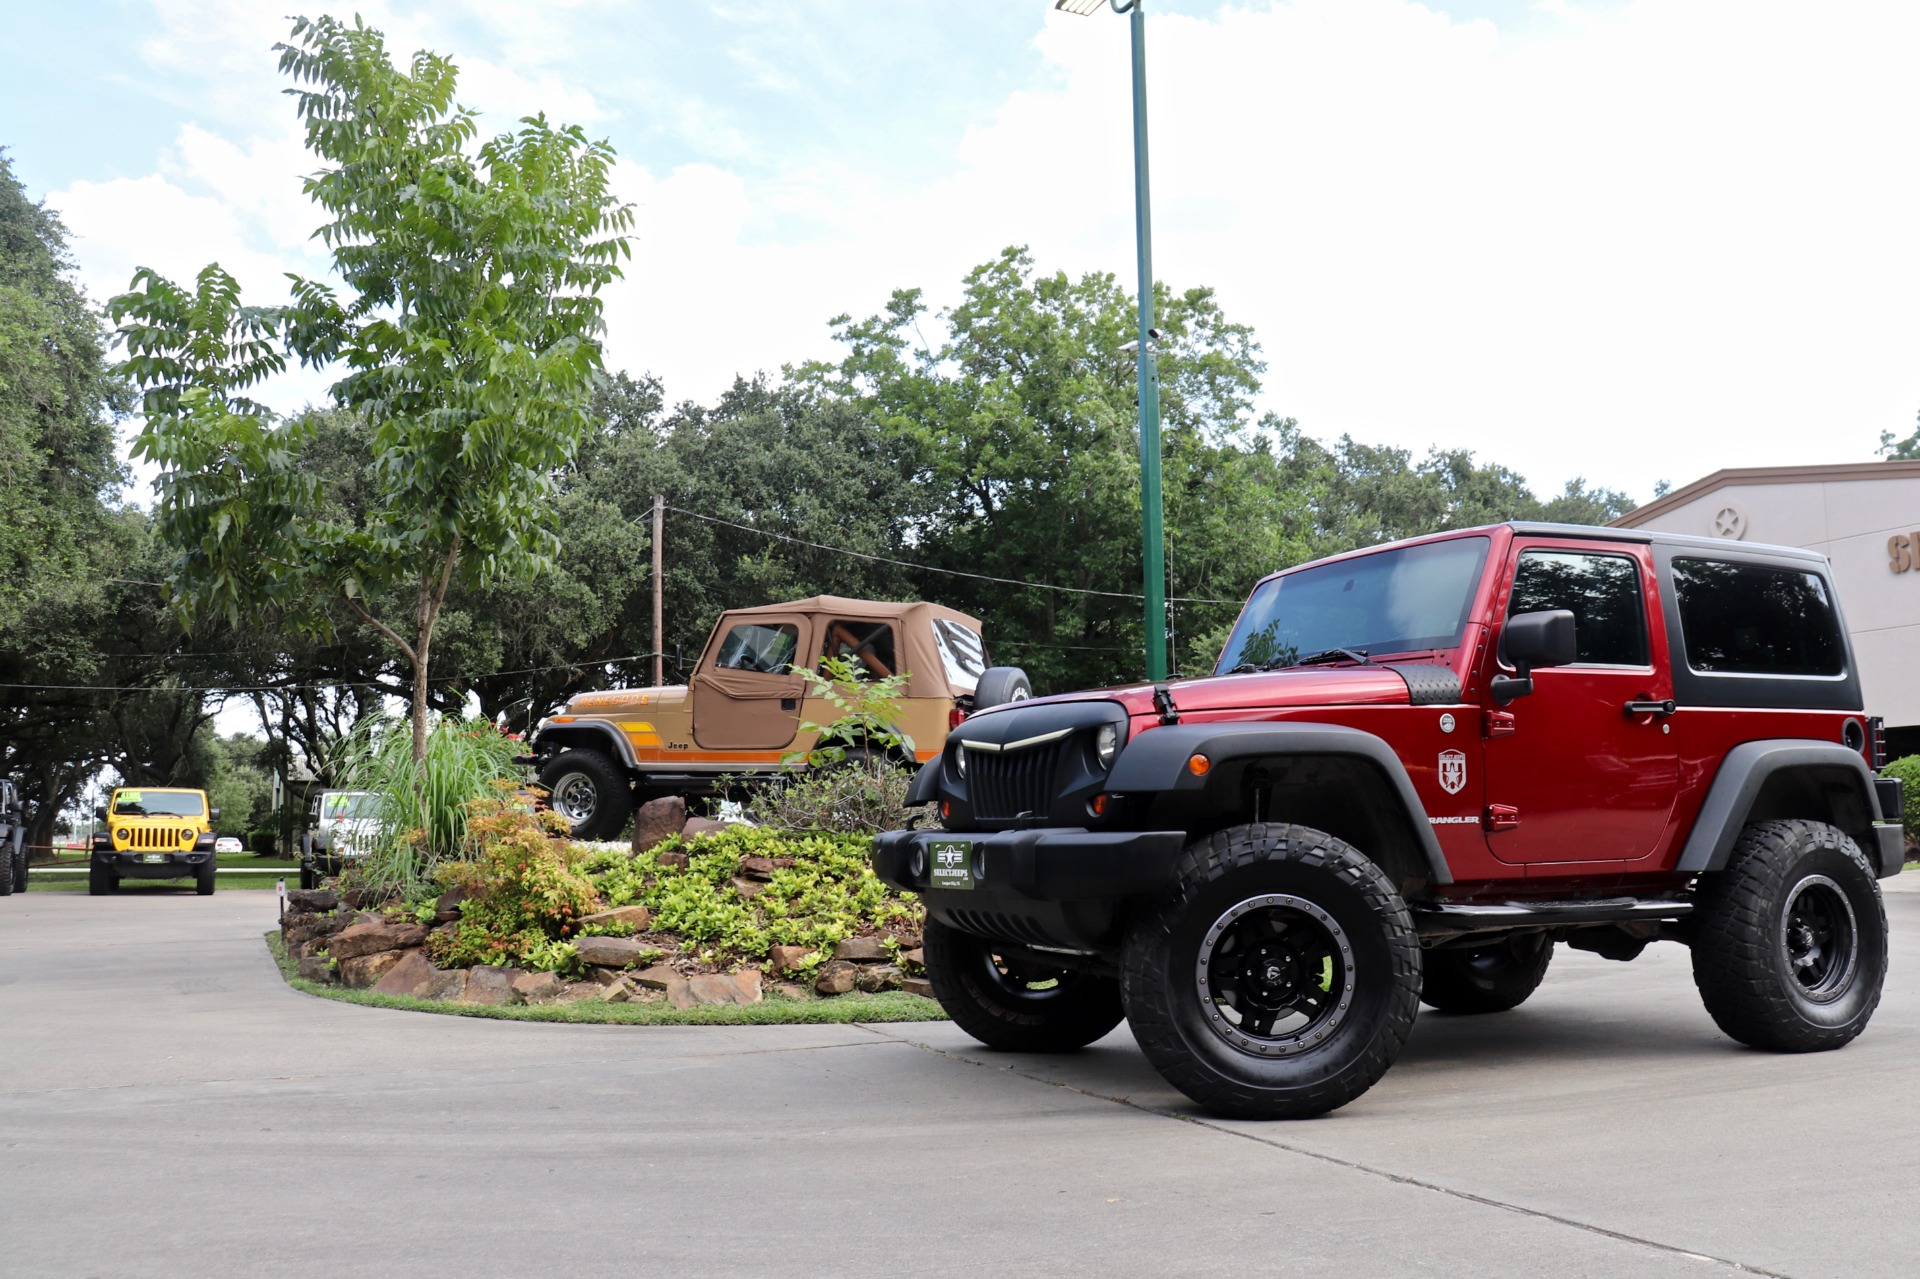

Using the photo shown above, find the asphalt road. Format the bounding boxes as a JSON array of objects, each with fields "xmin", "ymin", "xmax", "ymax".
[{"xmin": 3, "ymin": 880, "xmax": 1918, "ymax": 1278}]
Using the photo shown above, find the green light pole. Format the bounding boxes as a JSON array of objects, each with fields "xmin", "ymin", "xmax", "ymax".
[{"xmin": 1056, "ymin": 0, "xmax": 1168, "ymax": 681}]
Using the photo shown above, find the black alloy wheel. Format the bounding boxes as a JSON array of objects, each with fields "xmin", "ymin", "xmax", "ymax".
[
  {"xmin": 1420, "ymin": 932, "xmax": 1554, "ymax": 1014},
  {"xmin": 1692, "ymin": 819, "xmax": 1886, "ymax": 1052},
  {"xmin": 923, "ymin": 917, "xmax": 1125, "ymax": 1052},
  {"xmin": 1122, "ymin": 823, "xmax": 1421, "ymax": 1120}
]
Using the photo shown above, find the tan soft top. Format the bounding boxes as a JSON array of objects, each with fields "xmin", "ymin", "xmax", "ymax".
[{"xmin": 712, "ymin": 596, "xmax": 987, "ymax": 699}]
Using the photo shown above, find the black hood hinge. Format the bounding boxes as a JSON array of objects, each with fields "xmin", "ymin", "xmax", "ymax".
[{"xmin": 1153, "ymin": 683, "xmax": 1181, "ymax": 726}]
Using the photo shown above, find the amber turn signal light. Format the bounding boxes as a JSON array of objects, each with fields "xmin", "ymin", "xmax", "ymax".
[
  {"xmin": 941, "ymin": 801, "xmax": 952, "ymax": 820},
  {"xmin": 1089, "ymin": 793, "xmax": 1110, "ymax": 817},
  {"xmin": 1187, "ymin": 753, "xmax": 1211, "ymax": 776}
]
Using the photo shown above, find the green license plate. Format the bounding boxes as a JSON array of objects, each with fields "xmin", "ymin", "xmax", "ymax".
[
  {"xmin": 140, "ymin": 853, "xmax": 167, "ymax": 864},
  {"xmin": 928, "ymin": 839, "xmax": 973, "ymax": 891}
]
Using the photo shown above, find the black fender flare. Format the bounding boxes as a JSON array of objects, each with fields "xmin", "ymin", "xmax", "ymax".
[
  {"xmin": 1104, "ymin": 722, "xmax": 1452, "ymax": 885},
  {"xmin": 1674, "ymin": 739, "xmax": 1881, "ymax": 874},
  {"xmin": 531, "ymin": 721, "xmax": 639, "ymax": 771}
]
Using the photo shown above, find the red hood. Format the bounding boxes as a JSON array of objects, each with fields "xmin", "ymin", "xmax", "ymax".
[{"xmin": 990, "ymin": 663, "xmax": 1426, "ymax": 719}]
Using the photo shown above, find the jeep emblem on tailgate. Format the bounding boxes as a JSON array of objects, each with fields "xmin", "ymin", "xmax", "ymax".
[{"xmin": 1438, "ymin": 749, "xmax": 1467, "ymax": 795}]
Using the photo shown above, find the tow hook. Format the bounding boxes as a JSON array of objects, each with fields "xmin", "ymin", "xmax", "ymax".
[{"xmin": 1153, "ymin": 684, "xmax": 1181, "ymax": 726}]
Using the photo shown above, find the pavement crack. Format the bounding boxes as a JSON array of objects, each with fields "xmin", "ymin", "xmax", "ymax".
[{"xmin": 854, "ymin": 1024, "xmax": 1795, "ymax": 1279}]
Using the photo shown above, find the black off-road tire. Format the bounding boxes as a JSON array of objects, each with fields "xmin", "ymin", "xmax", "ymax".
[
  {"xmin": 0, "ymin": 845, "xmax": 12, "ymax": 897},
  {"xmin": 196, "ymin": 859, "xmax": 217, "ymax": 896},
  {"xmin": 924, "ymin": 917, "xmax": 1125, "ymax": 1052},
  {"xmin": 972, "ymin": 667, "xmax": 1032, "ymax": 710},
  {"xmin": 299, "ymin": 861, "xmax": 318, "ymax": 891},
  {"xmin": 1691, "ymin": 819, "xmax": 1886, "ymax": 1052},
  {"xmin": 538, "ymin": 749, "xmax": 633, "ymax": 841},
  {"xmin": 11, "ymin": 836, "xmax": 24, "ymax": 892},
  {"xmin": 89, "ymin": 864, "xmax": 116, "ymax": 896},
  {"xmin": 1121, "ymin": 823, "xmax": 1421, "ymax": 1120},
  {"xmin": 1420, "ymin": 933, "xmax": 1553, "ymax": 1014}
]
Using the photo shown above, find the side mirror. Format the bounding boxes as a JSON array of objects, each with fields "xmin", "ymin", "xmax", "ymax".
[
  {"xmin": 1491, "ymin": 609, "xmax": 1578, "ymax": 704},
  {"xmin": 94, "ymin": 806, "xmax": 108, "ymax": 821},
  {"xmin": 210, "ymin": 807, "xmax": 221, "ymax": 821}
]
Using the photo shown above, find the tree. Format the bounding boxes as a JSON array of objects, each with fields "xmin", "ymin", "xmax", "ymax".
[
  {"xmin": 1881, "ymin": 411, "xmax": 1920, "ymax": 461},
  {"xmin": 111, "ymin": 15, "xmax": 632, "ymax": 761}
]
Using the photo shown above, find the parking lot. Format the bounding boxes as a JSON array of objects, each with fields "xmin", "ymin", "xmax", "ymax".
[{"xmin": 3, "ymin": 880, "xmax": 1917, "ymax": 1278}]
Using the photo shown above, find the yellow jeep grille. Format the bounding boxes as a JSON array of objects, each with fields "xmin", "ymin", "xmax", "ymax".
[{"xmin": 127, "ymin": 827, "xmax": 191, "ymax": 850}]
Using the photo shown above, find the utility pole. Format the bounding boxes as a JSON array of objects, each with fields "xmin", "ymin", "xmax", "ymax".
[{"xmin": 651, "ymin": 495, "xmax": 665, "ymax": 687}]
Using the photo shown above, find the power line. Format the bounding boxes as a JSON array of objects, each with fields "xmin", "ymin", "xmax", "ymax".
[
  {"xmin": 0, "ymin": 652, "xmax": 672, "ymax": 695},
  {"xmin": 664, "ymin": 504, "xmax": 1240, "ymax": 606}
]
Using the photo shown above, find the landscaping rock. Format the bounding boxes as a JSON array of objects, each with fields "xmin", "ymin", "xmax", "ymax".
[
  {"xmin": 630, "ymin": 964, "xmax": 680, "ymax": 991},
  {"xmin": 433, "ymin": 885, "xmax": 469, "ymax": 924},
  {"xmin": 598, "ymin": 977, "xmax": 633, "ymax": 1004},
  {"xmin": 370, "ymin": 950, "xmax": 437, "ymax": 997},
  {"xmin": 633, "ymin": 795, "xmax": 687, "ymax": 854},
  {"xmin": 767, "ymin": 944, "xmax": 812, "ymax": 975},
  {"xmin": 286, "ymin": 887, "xmax": 339, "ymax": 913},
  {"xmin": 682, "ymin": 969, "xmax": 760, "ymax": 1006},
  {"xmin": 463, "ymin": 967, "xmax": 525, "ymax": 1006},
  {"xmin": 575, "ymin": 936, "xmax": 649, "ymax": 969},
  {"xmin": 329, "ymin": 921, "xmax": 427, "ymax": 962},
  {"xmin": 856, "ymin": 964, "xmax": 905, "ymax": 993},
  {"xmin": 832, "ymin": 936, "xmax": 889, "ymax": 963},
  {"xmin": 419, "ymin": 969, "xmax": 469, "ymax": 1001},
  {"xmin": 772, "ymin": 982, "xmax": 811, "ymax": 1001},
  {"xmin": 655, "ymin": 851, "xmax": 690, "ymax": 870},
  {"xmin": 560, "ymin": 981, "xmax": 603, "ymax": 1003},
  {"xmin": 511, "ymin": 971, "xmax": 565, "ymax": 1003},
  {"xmin": 770, "ymin": 857, "xmax": 795, "ymax": 870},
  {"xmin": 338, "ymin": 950, "xmax": 404, "ymax": 989},
  {"xmin": 901, "ymin": 948, "xmax": 924, "ymax": 971},
  {"xmin": 902, "ymin": 977, "xmax": 935, "ymax": 999},
  {"xmin": 588, "ymin": 966, "xmax": 627, "ymax": 987},
  {"xmin": 295, "ymin": 955, "xmax": 333, "ymax": 984},
  {"xmin": 814, "ymin": 960, "xmax": 858, "ymax": 996},
  {"xmin": 578, "ymin": 903, "xmax": 651, "ymax": 931},
  {"xmin": 731, "ymin": 876, "xmax": 764, "ymax": 900},
  {"xmin": 738, "ymin": 855, "xmax": 776, "ymax": 881},
  {"xmin": 681, "ymin": 815, "xmax": 729, "ymax": 840}
]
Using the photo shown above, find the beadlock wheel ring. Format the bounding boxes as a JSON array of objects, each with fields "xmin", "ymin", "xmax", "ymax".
[
  {"xmin": 1195, "ymin": 893, "xmax": 1357, "ymax": 1057},
  {"xmin": 1779, "ymin": 872, "xmax": 1860, "ymax": 1004}
]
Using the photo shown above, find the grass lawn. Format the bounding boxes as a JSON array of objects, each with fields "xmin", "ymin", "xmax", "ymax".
[
  {"xmin": 265, "ymin": 931, "xmax": 950, "ymax": 1026},
  {"xmin": 25, "ymin": 854, "xmax": 298, "ymax": 892}
]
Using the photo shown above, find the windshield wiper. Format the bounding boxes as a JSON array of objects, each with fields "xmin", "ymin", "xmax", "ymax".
[{"xmin": 1293, "ymin": 648, "xmax": 1373, "ymax": 667}]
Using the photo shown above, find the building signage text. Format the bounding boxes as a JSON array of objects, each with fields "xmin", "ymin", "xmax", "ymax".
[{"xmin": 1891, "ymin": 534, "xmax": 1920, "ymax": 574}]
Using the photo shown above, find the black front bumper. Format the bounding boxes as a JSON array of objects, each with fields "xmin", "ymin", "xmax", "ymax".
[
  {"xmin": 95, "ymin": 851, "xmax": 212, "ymax": 879},
  {"xmin": 873, "ymin": 826, "xmax": 1189, "ymax": 952}
]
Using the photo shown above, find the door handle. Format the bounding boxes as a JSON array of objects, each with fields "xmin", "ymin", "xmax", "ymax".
[{"xmin": 1623, "ymin": 699, "xmax": 1676, "ymax": 717}]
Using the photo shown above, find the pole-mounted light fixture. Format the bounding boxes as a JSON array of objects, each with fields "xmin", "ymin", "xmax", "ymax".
[{"xmin": 1052, "ymin": 0, "xmax": 1166, "ymax": 681}]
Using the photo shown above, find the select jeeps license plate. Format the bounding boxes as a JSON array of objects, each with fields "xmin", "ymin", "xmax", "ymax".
[
  {"xmin": 927, "ymin": 839, "xmax": 974, "ymax": 891},
  {"xmin": 140, "ymin": 853, "xmax": 167, "ymax": 864}
]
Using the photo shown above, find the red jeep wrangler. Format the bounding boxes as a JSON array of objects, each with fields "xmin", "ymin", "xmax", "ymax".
[{"xmin": 874, "ymin": 523, "xmax": 1906, "ymax": 1119}]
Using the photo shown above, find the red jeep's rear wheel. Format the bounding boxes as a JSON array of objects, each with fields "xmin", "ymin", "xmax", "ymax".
[
  {"xmin": 1691, "ymin": 819, "xmax": 1886, "ymax": 1052},
  {"xmin": 1122, "ymin": 824, "xmax": 1421, "ymax": 1120}
]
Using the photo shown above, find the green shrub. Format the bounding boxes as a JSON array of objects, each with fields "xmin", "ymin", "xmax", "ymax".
[
  {"xmin": 334, "ymin": 714, "xmax": 526, "ymax": 896},
  {"xmin": 737, "ymin": 762, "xmax": 919, "ymax": 835},
  {"xmin": 579, "ymin": 825, "xmax": 916, "ymax": 969},
  {"xmin": 427, "ymin": 799, "xmax": 600, "ymax": 974},
  {"xmin": 1883, "ymin": 755, "xmax": 1920, "ymax": 849}
]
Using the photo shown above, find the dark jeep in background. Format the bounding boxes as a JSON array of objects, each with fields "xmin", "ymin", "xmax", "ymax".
[
  {"xmin": 0, "ymin": 778, "xmax": 25, "ymax": 897},
  {"xmin": 875, "ymin": 523, "xmax": 1905, "ymax": 1119}
]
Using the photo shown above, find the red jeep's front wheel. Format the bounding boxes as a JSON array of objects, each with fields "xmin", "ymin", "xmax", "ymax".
[
  {"xmin": 1121, "ymin": 824, "xmax": 1421, "ymax": 1120},
  {"xmin": 924, "ymin": 918, "xmax": 1124, "ymax": 1052}
]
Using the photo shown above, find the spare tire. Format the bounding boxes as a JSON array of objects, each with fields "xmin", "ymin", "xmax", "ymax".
[{"xmin": 973, "ymin": 667, "xmax": 1033, "ymax": 710}]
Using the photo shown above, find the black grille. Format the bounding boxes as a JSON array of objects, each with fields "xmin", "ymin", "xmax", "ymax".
[{"xmin": 968, "ymin": 740, "xmax": 1068, "ymax": 820}]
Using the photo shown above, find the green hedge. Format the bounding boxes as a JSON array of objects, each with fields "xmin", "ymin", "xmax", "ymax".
[{"xmin": 1884, "ymin": 755, "xmax": 1920, "ymax": 849}]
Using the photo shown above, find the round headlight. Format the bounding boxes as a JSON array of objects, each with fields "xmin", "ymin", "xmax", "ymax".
[
  {"xmin": 115, "ymin": 828, "xmax": 129, "ymax": 841},
  {"xmin": 1096, "ymin": 724, "xmax": 1120, "ymax": 768},
  {"xmin": 953, "ymin": 744, "xmax": 967, "ymax": 777}
]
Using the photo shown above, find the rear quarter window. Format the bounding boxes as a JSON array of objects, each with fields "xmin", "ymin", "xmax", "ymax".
[{"xmin": 1671, "ymin": 559, "xmax": 1844, "ymax": 677}]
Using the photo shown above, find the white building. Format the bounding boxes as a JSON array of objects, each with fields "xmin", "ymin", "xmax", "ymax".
[{"xmin": 1615, "ymin": 460, "xmax": 1920, "ymax": 756}]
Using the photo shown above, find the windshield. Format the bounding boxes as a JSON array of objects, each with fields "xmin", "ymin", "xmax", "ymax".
[
  {"xmin": 321, "ymin": 792, "xmax": 380, "ymax": 820},
  {"xmin": 111, "ymin": 790, "xmax": 205, "ymax": 818},
  {"xmin": 1215, "ymin": 537, "xmax": 1491, "ymax": 674}
]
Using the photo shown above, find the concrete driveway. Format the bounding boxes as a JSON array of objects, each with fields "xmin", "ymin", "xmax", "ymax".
[{"xmin": 3, "ymin": 880, "xmax": 1917, "ymax": 1278}]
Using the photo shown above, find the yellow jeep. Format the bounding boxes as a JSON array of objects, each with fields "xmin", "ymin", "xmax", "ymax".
[
  {"xmin": 522, "ymin": 595, "xmax": 1030, "ymax": 838},
  {"xmin": 89, "ymin": 787, "xmax": 220, "ymax": 896}
]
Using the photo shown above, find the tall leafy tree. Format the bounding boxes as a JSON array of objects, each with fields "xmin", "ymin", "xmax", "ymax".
[{"xmin": 112, "ymin": 16, "xmax": 632, "ymax": 760}]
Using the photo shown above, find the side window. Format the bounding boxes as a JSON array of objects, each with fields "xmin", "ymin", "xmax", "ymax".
[
  {"xmin": 1508, "ymin": 550, "xmax": 1648, "ymax": 666},
  {"xmin": 821, "ymin": 620, "xmax": 897, "ymax": 679},
  {"xmin": 713, "ymin": 623, "xmax": 800, "ymax": 675},
  {"xmin": 1671, "ymin": 560, "xmax": 1844, "ymax": 676}
]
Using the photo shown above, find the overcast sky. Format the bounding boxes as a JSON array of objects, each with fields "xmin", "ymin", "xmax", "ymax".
[{"xmin": 7, "ymin": 0, "xmax": 1919, "ymax": 505}]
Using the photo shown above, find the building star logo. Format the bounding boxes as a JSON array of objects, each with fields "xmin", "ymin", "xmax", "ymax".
[{"xmin": 1438, "ymin": 749, "xmax": 1467, "ymax": 795}]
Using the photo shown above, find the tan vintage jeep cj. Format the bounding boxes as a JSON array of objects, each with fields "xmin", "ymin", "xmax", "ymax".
[{"xmin": 521, "ymin": 596, "xmax": 1027, "ymax": 838}]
